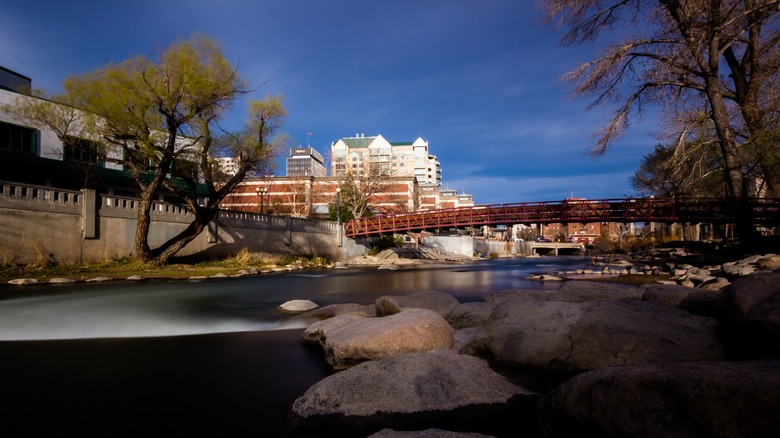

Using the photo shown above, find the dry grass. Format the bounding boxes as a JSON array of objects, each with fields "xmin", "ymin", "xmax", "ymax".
[{"xmin": 0, "ymin": 252, "xmax": 332, "ymax": 284}]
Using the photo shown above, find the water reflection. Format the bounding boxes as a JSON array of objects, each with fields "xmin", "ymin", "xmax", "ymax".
[{"xmin": 0, "ymin": 256, "xmax": 590, "ymax": 341}]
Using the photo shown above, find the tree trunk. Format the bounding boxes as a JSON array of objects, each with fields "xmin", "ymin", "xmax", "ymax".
[
  {"xmin": 149, "ymin": 208, "xmax": 219, "ymax": 264},
  {"xmin": 704, "ymin": 76, "xmax": 760, "ymax": 248},
  {"xmin": 134, "ymin": 186, "xmax": 157, "ymax": 263}
]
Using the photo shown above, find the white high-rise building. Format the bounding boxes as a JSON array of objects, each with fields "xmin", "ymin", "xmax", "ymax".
[{"xmin": 330, "ymin": 134, "xmax": 441, "ymax": 186}]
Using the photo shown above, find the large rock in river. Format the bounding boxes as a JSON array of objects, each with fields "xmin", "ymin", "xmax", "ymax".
[
  {"xmin": 446, "ymin": 302, "xmax": 497, "ymax": 329},
  {"xmin": 482, "ymin": 281, "xmax": 643, "ymax": 306},
  {"xmin": 368, "ymin": 429, "xmax": 494, "ymax": 437},
  {"xmin": 375, "ymin": 291, "xmax": 460, "ymax": 318},
  {"xmin": 289, "ymin": 350, "xmax": 537, "ymax": 437},
  {"xmin": 304, "ymin": 308, "xmax": 455, "ymax": 370},
  {"xmin": 719, "ymin": 272, "xmax": 780, "ymax": 335},
  {"xmin": 538, "ymin": 360, "xmax": 780, "ymax": 438},
  {"xmin": 640, "ymin": 283, "xmax": 721, "ymax": 317},
  {"xmin": 717, "ymin": 272, "xmax": 780, "ymax": 357},
  {"xmin": 552, "ymin": 280, "xmax": 645, "ymax": 302},
  {"xmin": 462, "ymin": 296, "xmax": 724, "ymax": 375}
]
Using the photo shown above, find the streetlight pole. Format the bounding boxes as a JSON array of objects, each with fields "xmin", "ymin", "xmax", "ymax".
[
  {"xmin": 255, "ymin": 187, "xmax": 261, "ymax": 214},
  {"xmin": 336, "ymin": 187, "xmax": 342, "ymax": 247}
]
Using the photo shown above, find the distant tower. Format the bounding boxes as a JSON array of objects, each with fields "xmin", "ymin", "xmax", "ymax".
[{"xmin": 286, "ymin": 146, "xmax": 326, "ymax": 177}]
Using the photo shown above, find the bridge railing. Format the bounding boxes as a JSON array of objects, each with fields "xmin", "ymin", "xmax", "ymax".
[{"xmin": 343, "ymin": 197, "xmax": 779, "ymax": 237}]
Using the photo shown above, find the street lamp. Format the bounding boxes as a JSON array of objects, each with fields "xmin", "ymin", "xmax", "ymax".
[
  {"xmin": 336, "ymin": 187, "xmax": 342, "ymax": 247},
  {"xmin": 256, "ymin": 186, "xmax": 267, "ymax": 214}
]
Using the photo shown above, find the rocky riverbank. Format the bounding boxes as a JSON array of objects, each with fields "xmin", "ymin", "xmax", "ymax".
[{"xmin": 282, "ymin": 252, "xmax": 780, "ymax": 437}]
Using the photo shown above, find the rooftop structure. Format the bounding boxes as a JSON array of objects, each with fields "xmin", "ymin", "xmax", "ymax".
[{"xmin": 286, "ymin": 146, "xmax": 326, "ymax": 177}]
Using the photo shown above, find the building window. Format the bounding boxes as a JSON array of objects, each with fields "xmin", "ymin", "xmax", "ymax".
[
  {"xmin": 64, "ymin": 135, "xmax": 104, "ymax": 165},
  {"xmin": 0, "ymin": 121, "xmax": 37, "ymax": 154}
]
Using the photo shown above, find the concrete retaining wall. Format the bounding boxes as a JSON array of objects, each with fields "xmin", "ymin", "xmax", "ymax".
[
  {"xmin": 421, "ymin": 235, "xmax": 475, "ymax": 257},
  {"xmin": 0, "ymin": 181, "xmax": 363, "ymax": 264},
  {"xmin": 473, "ymin": 239, "xmax": 533, "ymax": 257}
]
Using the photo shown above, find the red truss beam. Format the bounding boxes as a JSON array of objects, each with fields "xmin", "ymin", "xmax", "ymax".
[{"xmin": 342, "ymin": 197, "xmax": 780, "ymax": 237}]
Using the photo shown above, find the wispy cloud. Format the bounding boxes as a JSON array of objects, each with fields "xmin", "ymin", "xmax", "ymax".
[{"xmin": 2, "ymin": 0, "xmax": 661, "ymax": 203}]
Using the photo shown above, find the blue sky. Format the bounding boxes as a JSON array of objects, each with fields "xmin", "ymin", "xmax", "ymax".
[{"xmin": 1, "ymin": 0, "xmax": 659, "ymax": 204}]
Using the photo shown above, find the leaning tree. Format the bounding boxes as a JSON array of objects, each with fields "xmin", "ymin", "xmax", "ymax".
[
  {"xmin": 10, "ymin": 35, "xmax": 286, "ymax": 264},
  {"xmin": 543, "ymin": 0, "xmax": 780, "ymax": 247}
]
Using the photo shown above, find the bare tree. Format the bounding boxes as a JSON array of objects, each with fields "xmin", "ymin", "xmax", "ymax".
[{"xmin": 543, "ymin": 0, "xmax": 780, "ymax": 247}]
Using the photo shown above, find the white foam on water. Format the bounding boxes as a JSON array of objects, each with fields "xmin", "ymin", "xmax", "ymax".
[{"xmin": 0, "ymin": 288, "xmax": 310, "ymax": 341}]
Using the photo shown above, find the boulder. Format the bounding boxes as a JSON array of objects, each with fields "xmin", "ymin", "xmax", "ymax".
[
  {"xmin": 376, "ymin": 291, "xmax": 460, "ymax": 318},
  {"xmin": 551, "ymin": 281, "xmax": 644, "ymax": 302},
  {"xmin": 289, "ymin": 351, "xmax": 536, "ymax": 437},
  {"xmin": 8, "ymin": 278, "xmax": 39, "ymax": 285},
  {"xmin": 700, "ymin": 277, "xmax": 730, "ymax": 291},
  {"xmin": 527, "ymin": 274, "xmax": 565, "ymax": 281},
  {"xmin": 482, "ymin": 289, "xmax": 553, "ymax": 305},
  {"xmin": 482, "ymin": 282, "xmax": 643, "ymax": 307},
  {"xmin": 368, "ymin": 429, "xmax": 494, "ymax": 438},
  {"xmin": 719, "ymin": 272, "xmax": 780, "ymax": 328},
  {"xmin": 722, "ymin": 262, "xmax": 757, "ymax": 277},
  {"xmin": 640, "ymin": 283, "xmax": 721, "ymax": 317},
  {"xmin": 462, "ymin": 296, "xmax": 724, "ymax": 375},
  {"xmin": 718, "ymin": 272, "xmax": 780, "ymax": 356},
  {"xmin": 299, "ymin": 303, "xmax": 376, "ymax": 319},
  {"xmin": 308, "ymin": 308, "xmax": 455, "ymax": 370},
  {"xmin": 277, "ymin": 299, "xmax": 319, "ymax": 314},
  {"xmin": 48, "ymin": 277, "xmax": 77, "ymax": 284},
  {"xmin": 302, "ymin": 314, "xmax": 367, "ymax": 345},
  {"xmin": 757, "ymin": 254, "xmax": 780, "ymax": 270},
  {"xmin": 446, "ymin": 302, "xmax": 497, "ymax": 329},
  {"xmin": 452, "ymin": 327, "xmax": 481, "ymax": 353},
  {"xmin": 538, "ymin": 360, "xmax": 780, "ymax": 438}
]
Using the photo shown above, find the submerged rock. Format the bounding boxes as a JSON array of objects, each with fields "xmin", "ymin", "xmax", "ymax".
[{"xmin": 277, "ymin": 299, "xmax": 319, "ymax": 314}]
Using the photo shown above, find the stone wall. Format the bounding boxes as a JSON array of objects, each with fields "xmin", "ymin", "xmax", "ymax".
[{"xmin": 0, "ymin": 181, "xmax": 362, "ymax": 264}]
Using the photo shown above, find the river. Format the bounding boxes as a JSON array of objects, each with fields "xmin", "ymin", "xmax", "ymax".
[{"xmin": 0, "ymin": 256, "xmax": 592, "ymax": 437}]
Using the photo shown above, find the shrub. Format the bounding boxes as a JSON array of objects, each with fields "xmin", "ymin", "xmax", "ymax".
[{"xmin": 368, "ymin": 235, "xmax": 403, "ymax": 255}]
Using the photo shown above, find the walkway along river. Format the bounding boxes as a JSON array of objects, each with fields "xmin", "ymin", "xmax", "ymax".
[{"xmin": 0, "ymin": 256, "xmax": 592, "ymax": 437}]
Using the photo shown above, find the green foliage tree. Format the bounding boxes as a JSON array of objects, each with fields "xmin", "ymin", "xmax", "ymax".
[
  {"xmin": 594, "ymin": 226, "xmax": 615, "ymax": 253},
  {"xmin": 543, "ymin": 0, "xmax": 780, "ymax": 248},
  {"xmin": 9, "ymin": 35, "xmax": 285, "ymax": 264},
  {"xmin": 631, "ymin": 142, "xmax": 726, "ymax": 198}
]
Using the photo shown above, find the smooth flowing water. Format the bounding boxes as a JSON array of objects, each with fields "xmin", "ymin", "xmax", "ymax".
[{"xmin": 0, "ymin": 256, "xmax": 591, "ymax": 437}]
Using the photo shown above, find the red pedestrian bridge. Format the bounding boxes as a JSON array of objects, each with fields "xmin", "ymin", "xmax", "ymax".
[{"xmin": 343, "ymin": 197, "xmax": 780, "ymax": 237}]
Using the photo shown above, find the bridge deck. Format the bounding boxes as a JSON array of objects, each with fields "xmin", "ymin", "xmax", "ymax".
[{"xmin": 343, "ymin": 197, "xmax": 780, "ymax": 237}]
